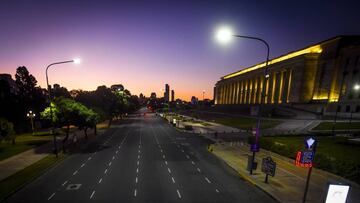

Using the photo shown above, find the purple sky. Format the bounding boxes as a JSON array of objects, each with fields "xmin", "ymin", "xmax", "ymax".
[{"xmin": 1, "ymin": 0, "xmax": 360, "ymax": 101}]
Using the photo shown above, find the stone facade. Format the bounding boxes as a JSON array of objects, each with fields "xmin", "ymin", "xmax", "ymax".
[{"xmin": 214, "ymin": 36, "xmax": 360, "ymax": 114}]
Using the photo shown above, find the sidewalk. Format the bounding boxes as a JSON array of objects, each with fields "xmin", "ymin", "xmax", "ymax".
[
  {"xmin": 210, "ymin": 140, "xmax": 360, "ymax": 203},
  {"xmin": 0, "ymin": 126, "xmax": 107, "ymax": 182}
]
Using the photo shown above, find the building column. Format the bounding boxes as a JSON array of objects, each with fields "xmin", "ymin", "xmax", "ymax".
[{"xmin": 257, "ymin": 76, "xmax": 263, "ymax": 104}]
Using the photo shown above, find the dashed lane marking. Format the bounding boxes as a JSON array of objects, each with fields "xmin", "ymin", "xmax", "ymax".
[
  {"xmin": 104, "ymin": 169, "xmax": 108, "ymax": 174},
  {"xmin": 135, "ymin": 177, "xmax": 138, "ymax": 183},
  {"xmin": 136, "ymin": 168, "xmax": 139, "ymax": 173},
  {"xmin": 98, "ymin": 178, "xmax": 102, "ymax": 184},
  {"xmin": 172, "ymin": 177, "xmax": 175, "ymax": 183},
  {"xmin": 81, "ymin": 163, "xmax": 85, "ymax": 168},
  {"xmin": 112, "ymin": 156, "xmax": 115, "ymax": 160},
  {"xmin": 205, "ymin": 177, "xmax": 211, "ymax": 183},
  {"xmin": 73, "ymin": 170, "xmax": 78, "ymax": 175},
  {"xmin": 197, "ymin": 168, "xmax": 201, "ymax": 172},
  {"xmin": 216, "ymin": 189, "xmax": 220, "ymax": 193},
  {"xmin": 165, "ymin": 161, "xmax": 168, "ymax": 165},
  {"xmin": 177, "ymin": 189, "xmax": 182, "ymax": 199},
  {"xmin": 48, "ymin": 192, "xmax": 55, "ymax": 200},
  {"xmin": 191, "ymin": 161, "xmax": 195, "ymax": 165},
  {"xmin": 134, "ymin": 189, "xmax": 137, "ymax": 197},
  {"xmin": 167, "ymin": 168, "xmax": 171, "ymax": 173},
  {"xmin": 88, "ymin": 157, "xmax": 92, "ymax": 160},
  {"xmin": 90, "ymin": 190, "xmax": 95, "ymax": 199},
  {"xmin": 109, "ymin": 162, "xmax": 112, "ymax": 166},
  {"xmin": 62, "ymin": 180, "xmax": 68, "ymax": 186}
]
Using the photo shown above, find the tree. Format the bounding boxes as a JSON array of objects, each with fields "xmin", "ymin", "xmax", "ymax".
[
  {"xmin": 0, "ymin": 118, "xmax": 16, "ymax": 145},
  {"xmin": 41, "ymin": 97, "xmax": 99, "ymax": 152},
  {"xmin": 52, "ymin": 84, "xmax": 71, "ymax": 98}
]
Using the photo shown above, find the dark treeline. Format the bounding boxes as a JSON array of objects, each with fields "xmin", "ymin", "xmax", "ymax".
[{"xmin": 0, "ymin": 66, "xmax": 140, "ymax": 143}]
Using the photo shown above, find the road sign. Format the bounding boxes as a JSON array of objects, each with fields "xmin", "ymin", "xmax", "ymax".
[
  {"xmin": 325, "ymin": 184, "xmax": 350, "ymax": 203},
  {"xmin": 250, "ymin": 143, "xmax": 259, "ymax": 152},
  {"xmin": 295, "ymin": 150, "xmax": 314, "ymax": 168},
  {"xmin": 261, "ymin": 157, "xmax": 276, "ymax": 177}
]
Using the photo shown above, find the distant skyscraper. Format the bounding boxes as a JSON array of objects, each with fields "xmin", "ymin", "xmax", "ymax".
[
  {"xmin": 164, "ymin": 84, "xmax": 170, "ymax": 102},
  {"xmin": 171, "ymin": 90, "xmax": 175, "ymax": 102}
]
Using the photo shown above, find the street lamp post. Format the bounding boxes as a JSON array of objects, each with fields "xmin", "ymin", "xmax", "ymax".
[
  {"xmin": 46, "ymin": 58, "xmax": 81, "ymax": 157},
  {"xmin": 216, "ymin": 27, "xmax": 270, "ymax": 175},
  {"xmin": 26, "ymin": 110, "xmax": 36, "ymax": 135}
]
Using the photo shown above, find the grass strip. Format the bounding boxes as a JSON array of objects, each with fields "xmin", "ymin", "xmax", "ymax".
[{"xmin": 0, "ymin": 154, "xmax": 66, "ymax": 201}]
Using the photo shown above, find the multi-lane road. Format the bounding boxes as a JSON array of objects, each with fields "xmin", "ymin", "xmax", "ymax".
[{"xmin": 7, "ymin": 108, "xmax": 276, "ymax": 203}]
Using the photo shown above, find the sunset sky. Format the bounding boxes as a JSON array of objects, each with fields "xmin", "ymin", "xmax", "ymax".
[{"xmin": 1, "ymin": 0, "xmax": 360, "ymax": 101}]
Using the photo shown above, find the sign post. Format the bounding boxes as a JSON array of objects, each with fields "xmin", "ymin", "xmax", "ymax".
[
  {"xmin": 295, "ymin": 137, "xmax": 317, "ymax": 203},
  {"xmin": 261, "ymin": 157, "xmax": 276, "ymax": 183}
]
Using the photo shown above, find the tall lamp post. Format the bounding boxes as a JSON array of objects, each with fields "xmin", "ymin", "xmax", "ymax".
[
  {"xmin": 46, "ymin": 58, "xmax": 81, "ymax": 157},
  {"xmin": 26, "ymin": 110, "xmax": 36, "ymax": 135},
  {"xmin": 216, "ymin": 26, "xmax": 270, "ymax": 175}
]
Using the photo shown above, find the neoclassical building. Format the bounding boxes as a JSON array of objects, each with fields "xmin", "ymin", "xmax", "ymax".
[{"xmin": 214, "ymin": 36, "xmax": 360, "ymax": 114}]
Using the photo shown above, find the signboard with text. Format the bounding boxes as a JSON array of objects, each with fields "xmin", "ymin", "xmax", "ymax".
[{"xmin": 261, "ymin": 157, "xmax": 276, "ymax": 177}]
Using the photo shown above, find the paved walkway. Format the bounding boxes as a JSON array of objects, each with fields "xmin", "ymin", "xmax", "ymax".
[
  {"xmin": 0, "ymin": 126, "xmax": 108, "ymax": 182},
  {"xmin": 209, "ymin": 140, "xmax": 360, "ymax": 203}
]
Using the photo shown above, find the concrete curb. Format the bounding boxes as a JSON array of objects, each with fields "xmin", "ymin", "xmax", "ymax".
[{"xmin": 210, "ymin": 150, "xmax": 281, "ymax": 203}]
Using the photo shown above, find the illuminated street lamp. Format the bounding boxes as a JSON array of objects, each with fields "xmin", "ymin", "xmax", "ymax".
[
  {"xmin": 202, "ymin": 90, "xmax": 205, "ymax": 101},
  {"xmin": 332, "ymin": 83, "xmax": 360, "ymax": 135},
  {"xmin": 45, "ymin": 58, "xmax": 81, "ymax": 157},
  {"xmin": 216, "ymin": 26, "xmax": 270, "ymax": 175},
  {"xmin": 26, "ymin": 110, "xmax": 36, "ymax": 135}
]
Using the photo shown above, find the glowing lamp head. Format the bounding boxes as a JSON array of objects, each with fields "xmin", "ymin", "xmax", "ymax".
[
  {"xmin": 354, "ymin": 84, "xmax": 360, "ymax": 91},
  {"xmin": 215, "ymin": 26, "xmax": 233, "ymax": 44},
  {"xmin": 73, "ymin": 58, "xmax": 81, "ymax": 64}
]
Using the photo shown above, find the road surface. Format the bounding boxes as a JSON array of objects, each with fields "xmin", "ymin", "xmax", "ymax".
[{"xmin": 6, "ymin": 108, "xmax": 276, "ymax": 203}]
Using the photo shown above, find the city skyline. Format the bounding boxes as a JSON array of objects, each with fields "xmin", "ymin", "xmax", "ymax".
[{"xmin": 1, "ymin": 0, "xmax": 360, "ymax": 101}]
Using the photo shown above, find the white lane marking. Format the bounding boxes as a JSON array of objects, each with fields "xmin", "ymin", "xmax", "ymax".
[
  {"xmin": 136, "ymin": 168, "xmax": 139, "ymax": 173},
  {"xmin": 162, "ymin": 155, "xmax": 165, "ymax": 159},
  {"xmin": 165, "ymin": 161, "xmax": 168, "ymax": 165},
  {"xmin": 138, "ymin": 150, "xmax": 141, "ymax": 153},
  {"xmin": 177, "ymin": 189, "xmax": 182, "ymax": 199},
  {"xmin": 216, "ymin": 189, "xmax": 220, "ymax": 193},
  {"xmin": 137, "ymin": 161, "xmax": 139, "ymax": 165},
  {"xmin": 205, "ymin": 177, "xmax": 211, "ymax": 183},
  {"xmin": 88, "ymin": 157, "xmax": 92, "ymax": 160},
  {"xmin": 81, "ymin": 163, "xmax": 85, "ymax": 168},
  {"xmin": 48, "ymin": 192, "xmax": 55, "ymax": 200},
  {"xmin": 73, "ymin": 170, "xmax": 78, "ymax": 175},
  {"xmin": 135, "ymin": 177, "xmax": 138, "ymax": 183},
  {"xmin": 62, "ymin": 180, "xmax": 68, "ymax": 186},
  {"xmin": 109, "ymin": 162, "xmax": 112, "ymax": 166},
  {"xmin": 118, "ymin": 146, "xmax": 121, "ymax": 149},
  {"xmin": 181, "ymin": 149, "xmax": 184, "ymax": 153},
  {"xmin": 94, "ymin": 151, "xmax": 97, "ymax": 154},
  {"xmin": 172, "ymin": 177, "xmax": 175, "ymax": 183},
  {"xmin": 186, "ymin": 155, "xmax": 190, "ymax": 159},
  {"xmin": 134, "ymin": 189, "xmax": 137, "ymax": 197},
  {"xmin": 98, "ymin": 178, "xmax": 102, "ymax": 184},
  {"xmin": 112, "ymin": 156, "xmax": 115, "ymax": 160},
  {"xmin": 167, "ymin": 168, "xmax": 171, "ymax": 173},
  {"xmin": 90, "ymin": 190, "xmax": 95, "ymax": 199},
  {"xmin": 191, "ymin": 161, "xmax": 195, "ymax": 165},
  {"xmin": 138, "ymin": 155, "xmax": 140, "ymax": 159},
  {"xmin": 116, "ymin": 150, "xmax": 118, "ymax": 154},
  {"xmin": 160, "ymin": 149, "xmax": 163, "ymax": 153},
  {"xmin": 104, "ymin": 169, "xmax": 108, "ymax": 174},
  {"xmin": 197, "ymin": 168, "xmax": 201, "ymax": 172}
]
